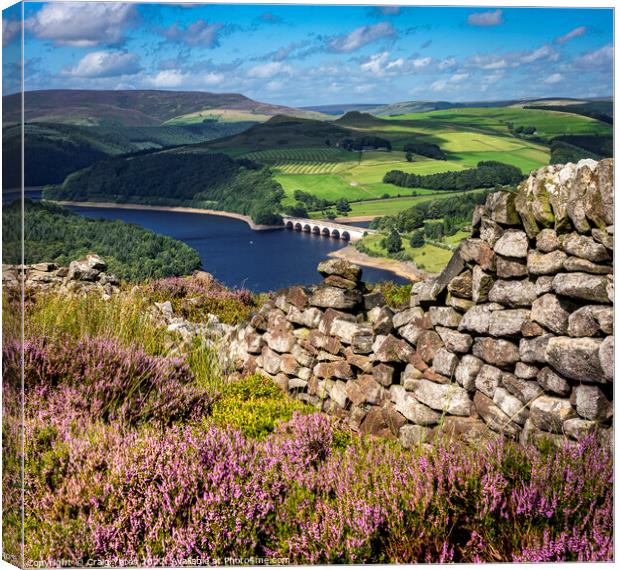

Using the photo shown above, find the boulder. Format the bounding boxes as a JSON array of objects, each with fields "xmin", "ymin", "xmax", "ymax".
[
  {"xmin": 560, "ymin": 233, "xmax": 610, "ymax": 263},
  {"xmin": 317, "ymin": 259, "xmax": 362, "ymax": 282},
  {"xmin": 545, "ymin": 336, "xmax": 606, "ymax": 384},
  {"xmin": 309, "ymin": 286, "xmax": 362, "ymax": 310},
  {"xmin": 530, "ymin": 294, "xmax": 571, "ymax": 335},
  {"xmin": 530, "ymin": 396, "xmax": 576, "ymax": 433},
  {"xmin": 536, "ymin": 229, "xmax": 560, "ymax": 253},
  {"xmin": 454, "ymin": 354, "xmax": 483, "ymax": 391},
  {"xmin": 493, "ymin": 230, "xmax": 529, "ymax": 258},
  {"xmin": 488, "ymin": 279, "xmax": 538, "ymax": 308},
  {"xmin": 408, "ymin": 379, "xmax": 472, "ymax": 416},
  {"xmin": 572, "ymin": 384, "xmax": 612, "ymax": 421},
  {"xmin": 552, "ymin": 272, "xmax": 609, "ymax": 303},
  {"xmin": 527, "ymin": 250, "xmax": 567, "ymax": 275},
  {"xmin": 472, "ymin": 337, "xmax": 520, "ymax": 368}
]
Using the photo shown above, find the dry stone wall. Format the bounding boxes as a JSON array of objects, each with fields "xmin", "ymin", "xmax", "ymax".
[{"xmin": 234, "ymin": 158, "xmax": 614, "ymax": 448}]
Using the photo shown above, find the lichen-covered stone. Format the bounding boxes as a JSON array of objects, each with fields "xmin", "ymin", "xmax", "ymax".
[
  {"xmin": 416, "ymin": 330, "xmax": 444, "ymax": 364},
  {"xmin": 536, "ymin": 229, "xmax": 560, "ymax": 253},
  {"xmin": 527, "ymin": 250, "xmax": 567, "ymax": 275},
  {"xmin": 502, "ymin": 373, "xmax": 543, "ymax": 404},
  {"xmin": 458, "ymin": 303, "xmax": 501, "ymax": 335},
  {"xmin": 485, "ymin": 191, "xmax": 520, "ymax": 225},
  {"xmin": 562, "ymin": 256, "xmax": 612, "ymax": 275},
  {"xmin": 536, "ymin": 367, "xmax": 570, "ymax": 396},
  {"xmin": 474, "ymin": 364, "xmax": 503, "ymax": 398},
  {"xmin": 488, "ymin": 279, "xmax": 538, "ymax": 308},
  {"xmin": 472, "ymin": 337, "xmax": 520, "ymax": 368},
  {"xmin": 599, "ymin": 336, "xmax": 613, "ymax": 383},
  {"xmin": 399, "ymin": 425, "xmax": 430, "ymax": 448},
  {"xmin": 447, "ymin": 270, "xmax": 473, "ymax": 299},
  {"xmin": 496, "ymin": 256, "xmax": 528, "ymax": 278},
  {"xmin": 313, "ymin": 360, "xmax": 353, "ymax": 380},
  {"xmin": 373, "ymin": 334, "xmax": 415, "ymax": 363},
  {"xmin": 573, "ymin": 384, "xmax": 612, "ymax": 421},
  {"xmin": 392, "ymin": 307, "xmax": 424, "ymax": 329},
  {"xmin": 552, "ymin": 272, "xmax": 609, "ymax": 303},
  {"xmin": 436, "ymin": 326, "xmax": 473, "ymax": 353},
  {"xmin": 473, "ymin": 392, "xmax": 520, "ymax": 437},
  {"xmin": 514, "ymin": 362, "xmax": 539, "ymax": 379},
  {"xmin": 455, "ymin": 354, "xmax": 483, "ymax": 391},
  {"xmin": 408, "ymin": 379, "xmax": 472, "ymax": 416},
  {"xmin": 519, "ymin": 334, "xmax": 554, "ymax": 364},
  {"xmin": 530, "ymin": 396, "xmax": 576, "ymax": 433},
  {"xmin": 488, "ymin": 309, "xmax": 530, "ymax": 337},
  {"xmin": 390, "ymin": 385, "xmax": 440, "ymax": 425},
  {"xmin": 373, "ymin": 363, "xmax": 395, "ymax": 386},
  {"xmin": 493, "ymin": 387, "xmax": 529, "ymax": 425},
  {"xmin": 560, "ymin": 233, "xmax": 610, "ymax": 263},
  {"xmin": 346, "ymin": 375, "xmax": 386, "ymax": 406},
  {"xmin": 545, "ymin": 336, "xmax": 606, "ymax": 383},
  {"xmin": 429, "ymin": 306, "xmax": 462, "ymax": 328},
  {"xmin": 472, "ymin": 266, "xmax": 494, "ymax": 303},
  {"xmin": 480, "ymin": 217, "xmax": 504, "ymax": 246},
  {"xmin": 493, "ymin": 230, "xmax": 529, "ymax": 258},
  {"xmin": 568, "ymin": 305, "xmax": 613, "ymax": 337},
  {"xmin": 459, "ymin": 239, "xmax": 496, "ymax": 271},
  {"xmin": 317, "ymin": 258, "xmax": 362, "ymax": 281},
  {"xmin": 309, "ymin": 286, "xmax": 362, "ymax": 310},
  {"xmin": 564, "ymin": 418, "xmax": 598, "ymax": 440},
  {"xmin": 530, "ymin": 294, "xmax": 570, "ymax": 335},
  {"xmin": 432, "ymin": 348, "xmax": 459, "ymax": 377}
]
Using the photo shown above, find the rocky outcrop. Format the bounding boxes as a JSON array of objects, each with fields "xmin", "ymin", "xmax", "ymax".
[
  {"xmin": 230, "ymin": 159, "xmax": 614, "ymax": 447},
  {"xmin": 3, "ymin": 254, "xmax": 120, "ymax": 299}
]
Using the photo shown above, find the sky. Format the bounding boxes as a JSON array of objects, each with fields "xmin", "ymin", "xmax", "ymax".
[{"xmin": 2, "ymin": 2, "xmax": 614, "ymax": 106}]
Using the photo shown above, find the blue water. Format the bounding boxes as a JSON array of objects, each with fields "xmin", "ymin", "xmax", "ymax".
[{"xmin": 69, "ymin": 206, "xmax": 408, "ymax": 292}]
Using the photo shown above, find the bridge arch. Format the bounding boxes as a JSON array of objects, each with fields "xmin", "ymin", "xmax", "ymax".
[
  {"xmin": 312, "ymin": 226, "xmax": 320, "ymax": 234},
  {"xmin": 294, "ymin": 223, "xmax": 302, "ymax": 231},
  {"xmin": 331, "ymin": 229, "xmax": 340, "ymax": 239},
  {"xmin": 321, "ymin": 227, "xmax": 330, "ymax": 236},
  {"xmin": 341, "ymin": 231, "xmax": 350, "ymax": 241},
  {"xmin": 285, "ymin": 221, "xmax": 294, "ymax": 230},
  {"xmin": 303, "ymin": 224, "xmax": 311, "ymax": 232}
]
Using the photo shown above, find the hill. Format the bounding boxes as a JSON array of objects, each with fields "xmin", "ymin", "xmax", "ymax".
[
  {"xmin": 3, "ymin": 89, "xmax": 326, "ymax": 127},
  {"xmin": 3, "ymin": 199, "xmax": 201, "ymax": 280},
  {"xmin": 301, "ymin": 103, "xmax": 384, "ymax": 116}
]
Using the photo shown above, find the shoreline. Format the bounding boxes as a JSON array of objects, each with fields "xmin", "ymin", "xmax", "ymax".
[
  {"xmin": 48, "ymin": 200, "xmax": 280, "ymax": 231},
  {"xmin": 328, "ymin": 245, "xmax": 428, "ymax": 282}
]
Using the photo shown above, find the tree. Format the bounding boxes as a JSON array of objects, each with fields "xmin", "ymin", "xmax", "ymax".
[
  {"xmin": 326, "ymin": 210, "xmax": 337, "ymax": 220},
  {"xmin": 286, "ymin": 202, "xmax": 309, "ymax": 217},
  {"xmin": 382, "ymin": 228, "xmax": 403, "ymax": 254},
  {"xmin": 405, "ymin": 152, "xmax": 413, "ymax": 162},
  {"xmin": 409, "ymin": 230, "xmax": 425, "ymax": 248},
  {"xmin": 335, "ymin": 198, "xmax": 351, "ymax": 214}
]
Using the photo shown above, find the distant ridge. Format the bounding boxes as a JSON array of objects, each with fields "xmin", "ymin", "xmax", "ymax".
[{"xmin": 3, "ymin": 89, "xmax": 326, "ymax": 126}]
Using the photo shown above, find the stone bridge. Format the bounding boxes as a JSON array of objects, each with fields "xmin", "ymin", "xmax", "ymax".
[{"xmin": 282, "ymin": 217, "xmax": 373, "ymax": 242}]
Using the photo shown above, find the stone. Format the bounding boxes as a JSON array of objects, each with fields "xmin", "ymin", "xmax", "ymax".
[
  {"xmin": 285, "ymin": 286, "xmax": 309, "ymax": 310},
  {"xmin": 371, "ymin": 307, "xmax": 394, "ymax": 335},
  {"xmin": 273, "ymin": 374, "xmax": 289, "ymax": 392},
  {"xmin": 568, "ymin": 306, "xmax": 613, "ymax": 337},
  {"xmin": 317, "ymin": 258, "xmax": 361, "ymax": 282},
  {"xmin": 286, "ymin": 306, "xmax": 306, "ymax": 326},
  {"xmin": 564, "ymin": 418, "xmax": 598, "ymax": 440},
  {"xmin": 496, "ymin": 256, "xmax": 528, "ymax": 278},
  {"xmin": 399, "ymin": 425, "xmax": 430, "ymax": 448},
  {"xmin": 416, "ymin": 331, "xmax": 444, "ymax": 364},
  {"xmin": 363, "ymin": 289, "xmax": 385, "ymax": 310},
  {"xmin": 592, "ymin": 228, "xmax": 613, "ymax": 250},
  {"xmin": 480, "ymin": 217, "xmax": 504, "ymax": 246},
  {"xmin": 537, "ymin": 367, "xmax": 570, "ymax": 396},
  {"xmin": 458, "ymin": 304, "xmax": 499, "ymax": 335},
  {"xmin": 447, "ymin": 295, "xmax": 475, "ymax": 312},
  {"xmin": 493, "ymin": 230, "xmax": 529, "ymax": 258},
  {"xmin": 261, "ymin": 347, "xmax": 281, "ymax": 375},
  {"xmin": 347, "ymin": 375, "xmax": 386, "ymax": 406},
  {"xmin": 429, "ymin": 416, "xmax": 494, "ymax": 445},
  {"xmin": 472, "ymin": 266, "xmax": 495, "ymax": 303},
  {"xmin": 245, "ymin": 332, "xmax": 265, "ymax": 354},
  {"xmin": 563, "ymin": 257, "xmax": 612, "ymax": 275},
  {"xmin": 474, "ymin": 364, "xmax": 503, "ymax": 398},
  {"xmin": 488, "ymin": 309, "xmax": 530, "ymax": 337},
  {"xmin": 573, "ymin": 384, "xmax": 612, "ymax": 421},
  {"xmin": 459, "ymin": 238, "xmax": 496, "ymax": 271},
  {"xmin": 32, "ymin": 262, "xmax": 58, "ymax": 272},
  {"xmin": 545, "ymin": 336, "xmax": 606, "ymax": 384},
  {"xmin": 488, "ymin": 279, "xmax": 538, "ymax": 308},
  {"xmin": 408, "ymin": 379, "xmax": 472, "ymax": 416},
  {"xmin": 429, "ymin": 306, "xmax": 462, "ymax": 328},
  {"xmin": 448, "ymin": 270, "xmax": 473, "ymax": 299},
  {"xmin": 514, "ymin": 168, "xmax": 556, "ymax": 238},
  {"xmin": 520, "ymin": 334, "xmax": 554, "ymax": 364},
  {"xmin": 67, "ymin": 255, "xmax": 105, "ymax": 281},
  {"xmin": 472, "ymin": 337, "xmax": 520, "ymax": 368},
  {"xmin": 398, "ymin": 322, "xmax": 426, "ymax": 346},
  {"xmin": 288, "ymin": 378, "xmax": 308, "ymax": 390},
  {"xmin": 485, "ymin": 191, "xmax": 520, "ymax": 225},
  {"xmin": 536, "ymin": 229, "xmax": 560, "ymax": 253},
  {"xmin": 392, "ymin": 307, "xmax": 424, "ymax": 329},
  {"xmin": 514, "ymin": 362, "xmax": 539, "ymax": 380},
  {"xmin": 436, "ymin": 326, "xmax": 473, "ymax": 353},
  {"xmin": 328, "ymin": 319, "xmax": 369, "ymax": 346},
  {"xmin": 432, "ymin": 348, "xmax": 459, "ymax": 378},
  {"xmin": 324, "ymin": 274, "xmax": 358, "ymax": 289},
  {"xmin": 473, "ymin": 392, "xmax": 520, "ymax": 437},
  {"xmin": 599, "ymin": 336, "xmax": 613, "ymax": 382},
  {"xmin": 530, "ymin": 294, "xmax": 570, "ymax": 335},
  {"xmin": 292, "ymin": 344, "xmax": 315, "ymax": 368},
  {"xmin": 502, "ymin": 373, "xmax": 543, "ymax": 404},
  {"xmin": 527, "ymin": 250, "xmax": 567, "ymax": 275},
  {"xmin": 560, "ymin": 233, "xmax": 610, "ymax": 263},
  {"xmin": 493, "ymin": 387, "xmax": 529, "ymax": 425},
  {"xmin": 331, "ymin": 381, "xmax": 350, "ymax": 409},
  {"xmin": 552, "ymin": 273, "xmax": 609, "ymax": 303},
  {"xmin": 423, "ymin": 368, "xmax": 450, "ymax": 384},
  {"xmin": 263, "ymin": 329, "xmax": 295, "ymax": 353},
  {"xmin": 530, "ymin": 396, "xmax": 576, "ymax": 433},
  {"xmin": 280, "ymin": 354, "xmax": 301, "ymax": 376},
  {"xmin": 308, "ymin": 330, "xmax": 342, "ymax": 354},
  {"xmin": 344, "ymin": 347, "xmax": 373, "ymax": 372},
  {"xmin": 373, "ymin": 363, "xmax": 395, "ymax": 387},
  {"xmin": 359, "ymin": 405, "xmax": 406, "ymax": 439},
  {"xmin": 374, "ymin": 335, "xmax": 415, "ymax": 363},
  {"xmin": 309, "ymin": 286, "xmax": 362, "ymax": 310},
  {"xmin": 455, "ymin": 355, "xmax": 483, "ymax": 391},
  {"xmin": 521, "ymin": 320, "xmax": 545, "ymax": 338},
  {"xmin": 313, "ymin": 360, "xmax": 353, "ymax": 380},
  {"xmin": 402, "ymin": 362, "xmax": 423, "ymax": 383},
  {"xmin": 319, "ymin": 308, "xmax": 355, "ymax": 335},
  {"xmin": 535, "ymin": 275, "xmax": 554, "ymax": 296},
  {"xmin": 390, "ymin": 385, "xmax": 441, "ymax": 425},
  {"xmin": 348, "ymin": 407, "xmax": 367, "ymax": 431}
]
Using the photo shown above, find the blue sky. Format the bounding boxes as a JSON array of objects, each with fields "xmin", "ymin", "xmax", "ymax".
[{"xmin": 2, "ymin": 2, "xmax": 614, "ymax": 106}]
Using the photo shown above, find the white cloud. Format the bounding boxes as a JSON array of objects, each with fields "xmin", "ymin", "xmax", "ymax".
[
  {"xmin": 62, "ymin": 51, "xmax": 140, "ymax": 78},
  {"xmin": 469, "ymin": 54, "xmax": 508, "ymax": 70},
  {"xmin": 450, "ymin": 73, "xmax": 469, "ymax": 83},
  {"xmin": 3, "ymin": 18, "xmax": 20, "ymax": 47},
  {"xmin": 430, "ymin": 72, "xmax": 469, "ymax": 92},
  {"xmin": 544, "ymin": 73, "xmax": 563, "ymax": 85},
  {"xmin": 573, "ymin": 44, "xmax": 613, "ymax": 69},
  {"xmin": 438, "ymin": 57, "xmax": 457, "ymax": 71},
  {"xmin": 556, "ymin": 26, "xmax": 586, "ymax": 44},
  {"xmin": 412, "ymin": 56, "xmax": 432, "ymax": 69},
  {"xmin": 328, "ymin": 22, "xmax": 395, "ymax": 53},
  {"xmin": 144, "ymin": 68, "xmax": 224, "ymax": 89},
  {"xmin": 360, "ymin": 52, "xmax": 431, "ymax": 77},
  {"xmin": 26, "ymin": 3, "xmax": 136, "ymax": 47},
  {"xmin": 520, "ymin": 45, "xmax": 559, "ymax": 64},
  {"xmin": 247, "ymin": 61, "xmax": 293, "ymax": 78},
  {"xmin": 158, "ymin": 20, "xmax": 223, "ymax": 48},
  {"xmin": 203, "ymin": 72, "xmax": 224, "ymax": 85},
  {"xmin": 146, "ymin": 70, "xmax": 187, "ymax": 88},
  {"xmin": 467, "ymin": 9, "xmax": 503, "ymax": 27}
]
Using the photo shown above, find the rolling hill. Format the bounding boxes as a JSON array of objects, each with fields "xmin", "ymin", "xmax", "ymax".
[{"xmin": 3, "ymin": 89, "xmax": 326, "ymax": 127}]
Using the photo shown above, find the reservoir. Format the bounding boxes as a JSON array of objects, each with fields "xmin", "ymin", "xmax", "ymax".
[{"xmin": 68, "ymin": 205, "xmax": 409, "ymax": 292}]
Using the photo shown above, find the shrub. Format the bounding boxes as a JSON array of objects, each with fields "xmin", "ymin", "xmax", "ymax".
[{"xmin": 375, "ymin": 281, "xmax": 412, "ymax": 309}]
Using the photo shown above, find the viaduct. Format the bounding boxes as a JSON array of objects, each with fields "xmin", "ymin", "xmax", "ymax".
[{"xmin": 282, "ymin": 217, "xmax": 374, "ymax": 242}]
